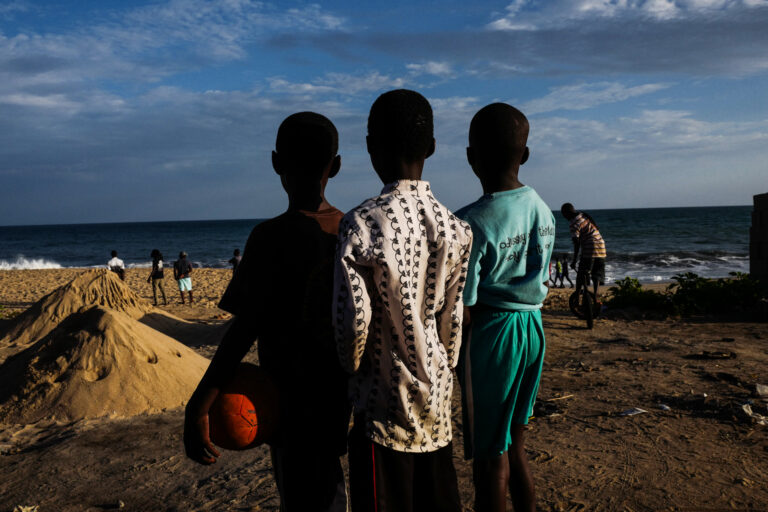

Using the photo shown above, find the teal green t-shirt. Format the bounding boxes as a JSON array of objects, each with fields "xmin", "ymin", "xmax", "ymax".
[{"xmin": 456, "ymin": 186, "xmax": 555, "ymax": 311}]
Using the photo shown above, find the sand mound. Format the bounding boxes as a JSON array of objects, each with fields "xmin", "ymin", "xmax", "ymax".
[
  {"xmin": 0, "ymin": 305, "xmax": 209, "ymax": 424},
  {"xmin": 0, "ymin": 269, "xmax": 156, "ymax": 350}
]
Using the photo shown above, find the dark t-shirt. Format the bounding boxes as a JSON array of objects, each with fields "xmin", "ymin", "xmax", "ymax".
[
  {"xmin": 218, "ymin": 207, "xmax": 350, "ymax": 453},
  {"xmin": 152, "ymin": 258, "xmax": 164, "ymax": 279},
  {"xmin": 174, "ymin": 258, "xmax": 192, "ymax": 279},
  {"xmin": 228, "ymin": 255, "xmax": 242, "ymax": 272}
]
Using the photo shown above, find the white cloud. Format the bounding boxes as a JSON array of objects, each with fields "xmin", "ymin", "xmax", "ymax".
[
  {"xmin": 406, "ymin": 61, "xmax": 454, "ymax": 77},
  {"xmin": 487, "ymin": 0, "xmax": 768, "ymax": 30},
  {"xmin": 530, "ymin": 109, "xmax": 768, "ymax": 159},
  {"xmin": 0, "ymin": 0, "xmax": 348, "ymax": 88},
  {"xmin": 0, "ymin": 92, "xmax": 76, "ymax": 109},
  {"xmin": 522, "ymin": 82, "xmax": 672, "ymax": 114},
  {"xmin": 269, "ymin": 71, "xmax": 407, "ymax": 96},
  {"xmin": 0, "ymin": 1, "xmax": 29, "ymax": 16}
]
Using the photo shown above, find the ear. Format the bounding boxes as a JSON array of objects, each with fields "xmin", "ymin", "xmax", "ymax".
[
  {"xmin": 425, "ymin": 138, "xmax": 435, "ymax": 159},
  {"xmin": 466, "ymin": 146, "xmax": 475, "ymax": 167},
  {"xmin": 520, "ymin": 146, "xmax": 530, "ymax": 166},
  {"xmin": 328, "ymin": 155, "xmax": 341, "ymax": 179},
  {"xmin": 272, "ymin": 151, "xmax": 282, "ymax": 176}
]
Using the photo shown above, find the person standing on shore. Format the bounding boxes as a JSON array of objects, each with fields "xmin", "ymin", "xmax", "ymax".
[
  {"xmin": 107, "ymin": 250, "xmax": 125, "ymax": 281},
  {"xmin": 561, "ymin": 204, "xmax": 606, "ymax": 301},
  {"xmin": 334, "ymin": 89, "xmax": 472, "ymax": 512},
  {"xmin": 455, "ymin": 103, "xmax": 554, "ymax": 512},
  {"xmin": 185, "ymin": 111, "xmax": 351, "ymax": 511},
  {"xmin": 228, "ymin": 249, "xmax": 241, "ymax": 274},
  {"xmin": 559, "ymin": 254, "xmax": 574, "ymax": 288},
  {"xmin": 174, "ymin": 251, "xmax": 194, "ymax": 304},
  {"xmin": 147, "ymin": 249, "xmax": 167, "ymax": 306}
]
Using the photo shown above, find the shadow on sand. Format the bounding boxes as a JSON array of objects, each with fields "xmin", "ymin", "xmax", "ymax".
[{"xmin": 139, "ymin": 312, "xmax": 230, "ymax": 348}]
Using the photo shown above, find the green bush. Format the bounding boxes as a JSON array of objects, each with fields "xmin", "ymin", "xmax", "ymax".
[
  {"xmin": 607, "ymin": 273, "xmax": 767, "ymax": 317},
  {"xmin": 606, "ymin": 277, "xmax": 672, "ymax": 313},
  {"xmin": 668, "ymin": 272, "xmax": 766, "ymax": 316}
]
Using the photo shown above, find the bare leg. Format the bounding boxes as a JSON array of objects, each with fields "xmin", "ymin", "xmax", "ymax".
[
  {"xmin": 188, "ymin": 290, "xmax": 194, "ymax": 304},
  {"xmin": 507, "ymin": 425, "xmax": 535, "ymax": 512},
  {"xmin": 473, "ymin": 455, "xmax": 509, "ymax": 512},
  {"xmin": 179, "ymin": 291, "xmax": 185, "ymax": 304}
]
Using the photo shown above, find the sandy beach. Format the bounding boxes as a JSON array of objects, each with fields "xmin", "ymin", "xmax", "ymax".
[{"xmin": 0, "ymin": 268, "xmax": 766, "ymax": 511}]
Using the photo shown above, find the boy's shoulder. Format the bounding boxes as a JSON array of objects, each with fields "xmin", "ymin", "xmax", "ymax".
[
  {"xmin": 341, "ymin": 190, "xmax": 471, "ymax": 246},
  {"xmin": 457, "ymin": 186, "xmax": 553, "ymax": 227},
  {"xmin": 247, "ymin": 210, "xmax": 338, "ymax": 243},
  {"xmin": 339, "ymin": 192, "xmax": 396, "ymax": 233}
]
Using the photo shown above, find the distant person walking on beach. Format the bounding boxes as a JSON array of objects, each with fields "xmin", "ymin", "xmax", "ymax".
[
  {"xmin": 561, "ymin": 204, "xmax": 606, "ymax": 300},
  {"xmin": 558, "ymin": 254, "xmax": 574, "ymax": 288},
  {"xmin": 147, "ymin": 249, "xmax": 167, "ymax": 306},
  {"xmin": 174, "ymin": 251, "xmax": 194, "ymax": 304},
  {"xmin": 228, "ymin": 249, "xmax": 241, "ymax": 273},
  {"xmin": 554, "ymin": 256, "xmax": 563, "ymax": 287},
  {"xmin": 456, "ymin": 103, "xmax": 553, "ymax": 512},
  {"xmin": 107, "ymin": 250, "xmax": 125, "ymax": 281}
]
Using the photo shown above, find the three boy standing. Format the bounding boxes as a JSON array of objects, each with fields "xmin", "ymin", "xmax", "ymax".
[{"xmin": 185, "ymin": 91, "xmax": 553, "ymax": 512}]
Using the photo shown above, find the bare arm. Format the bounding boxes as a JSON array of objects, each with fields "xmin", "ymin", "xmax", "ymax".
[
  {"xmin": 184, "ymin": 315, "xmax": 258, "ymax": 464},
  {"xmin": 571, "ymin": 237, "xmax": 580, "ymax": 269}
]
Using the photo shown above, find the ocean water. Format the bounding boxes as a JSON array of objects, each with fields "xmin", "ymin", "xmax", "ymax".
[{"xmin": 0, "ymin": 206, "xmax": 752, "ymax": 283}]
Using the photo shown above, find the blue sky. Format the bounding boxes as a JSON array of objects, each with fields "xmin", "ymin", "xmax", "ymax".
[{"xmin": 1, "ymin": 0, "xmax": 767, "ymax": 225}]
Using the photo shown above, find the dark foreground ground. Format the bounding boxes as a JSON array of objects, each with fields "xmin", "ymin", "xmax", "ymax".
[{"xmin": 1, "ymin": 271, "xmax": 767, "ymax": 511}]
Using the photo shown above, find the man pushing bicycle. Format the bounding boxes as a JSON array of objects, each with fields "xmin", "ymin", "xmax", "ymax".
[{"xmin": 560, "ymin": 203, "xmax": 606, "ymax": 303}]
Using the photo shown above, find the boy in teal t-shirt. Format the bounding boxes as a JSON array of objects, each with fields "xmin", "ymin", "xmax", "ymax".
[{"xmin": 456, "ymin": 103, "xmax": 554, "ymax": 512}]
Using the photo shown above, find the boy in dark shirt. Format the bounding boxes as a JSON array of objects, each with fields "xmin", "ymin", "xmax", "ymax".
[{"xmin": 184, "ymin": 112, "xmax": 350, "ymax": 512}]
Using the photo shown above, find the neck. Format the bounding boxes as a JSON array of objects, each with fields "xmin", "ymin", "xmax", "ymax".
[
  {"xmin": 379, "ymin": 160, "xmax": 424, "ymax": 184},
  {"xmin": 287, "ymin": 188, "xmax": 332, "ymax": 213},
  {"xmin": 479, "ymin": 170, "xmax": 524, "ymax": 195}
]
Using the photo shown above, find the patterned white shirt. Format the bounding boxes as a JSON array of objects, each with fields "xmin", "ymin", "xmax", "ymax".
[{"xmin": 333, "ymin": 180, "xmax": 472, "ymax": 453}]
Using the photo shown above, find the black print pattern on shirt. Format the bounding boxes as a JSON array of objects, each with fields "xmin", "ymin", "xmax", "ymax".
[{"xmin": 333, "ymin": 180, "xmax": 473, "ymax": 453}]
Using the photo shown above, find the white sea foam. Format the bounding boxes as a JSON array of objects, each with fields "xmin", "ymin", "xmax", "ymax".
[
  {"xmin": 126, "ymin": 262, "xmax": 152, "ymax": 269},
  {"xmin": 0, "ymin": 256, "xmax": 63, "ymax": 270}
]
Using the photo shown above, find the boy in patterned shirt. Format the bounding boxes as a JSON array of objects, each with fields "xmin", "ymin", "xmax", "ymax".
[
  {"xmin": 184, "ymin": 112, "xmax": 351, "ymax": 512},
  {"xmin": 333, "ymin": 89, "xmax": 472, "ymax": 512},
  {"xmin": 456, "ymin": 103, "xmax": 555, "ymax": 512}
]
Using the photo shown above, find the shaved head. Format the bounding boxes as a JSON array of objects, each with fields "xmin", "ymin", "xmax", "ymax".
[{"xmin": 469, "ymin": 103, "xmax": 529, "ymax": 168}]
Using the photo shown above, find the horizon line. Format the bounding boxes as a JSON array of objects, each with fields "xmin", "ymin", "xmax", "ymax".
[{"xmin": 0, "ymin": 203, "xmax": 754, "ymax": 229}]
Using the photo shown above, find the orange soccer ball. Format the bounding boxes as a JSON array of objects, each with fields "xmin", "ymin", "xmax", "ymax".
[{"xmin": 208, "ymin": 363, "xmax": 279, "ymax": 450}]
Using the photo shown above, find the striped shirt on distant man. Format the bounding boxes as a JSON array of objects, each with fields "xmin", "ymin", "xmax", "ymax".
[{"xmin": 569, "ymin": 212, "xmax": 606, "ymax": 258}]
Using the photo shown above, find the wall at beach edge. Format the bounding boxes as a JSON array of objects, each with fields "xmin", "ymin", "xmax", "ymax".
[{"xmin": 750, "ymin": 192, "xmax": 768, "ymax": 280}]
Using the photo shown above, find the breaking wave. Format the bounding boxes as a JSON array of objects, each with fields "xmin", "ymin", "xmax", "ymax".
[{"xmin": 0, "ymin": 256, "xmax": 63, "ymax": 270}]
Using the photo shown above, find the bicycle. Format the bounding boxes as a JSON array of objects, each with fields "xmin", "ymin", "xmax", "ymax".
[{"xmin": 568, "ymin": 263, "xmax": 599, "ymax": 329}]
